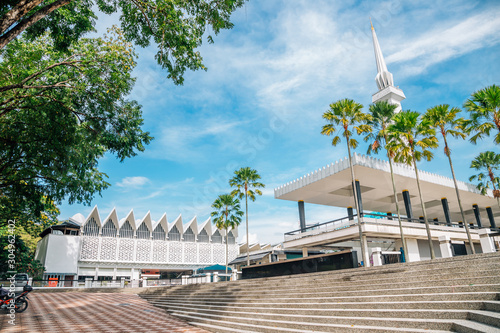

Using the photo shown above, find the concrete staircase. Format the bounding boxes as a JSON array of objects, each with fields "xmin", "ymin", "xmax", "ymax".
[{"xmin": 140, "ymin": 252, "xmax": 500, "ymax": 332}]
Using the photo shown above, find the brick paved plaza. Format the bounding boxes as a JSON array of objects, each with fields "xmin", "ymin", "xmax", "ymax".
[{"xmin": 0, "ymin": 292, "xmax": 209, "ymax": 333}]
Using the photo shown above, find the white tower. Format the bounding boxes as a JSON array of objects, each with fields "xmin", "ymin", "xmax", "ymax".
[{"xmin": 371, "ymin": 21, "xmax": 405, "ymax": 112}]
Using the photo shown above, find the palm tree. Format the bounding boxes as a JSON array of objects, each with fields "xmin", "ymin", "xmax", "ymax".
[
  {"xmin": 211, "ymin": 194, "xmax": 244, "ymax": 274},
  {"xmin": 463, "ymin": 84, "xmax": 500, "ymax": 144},
  {"xmin": 423, "ymin": 104, "xmax": 475, "ymax": 253},
  {"xmin": 321, "ymin": 98, "xmax": 372, "ymax": 267},
  {"xmin": 387, "ymin": 111, "xmax": 439, "ymax": 259},
  {"xmin": 469, "ymin": 151, "xmax": 500, "ymax": 208},
  {"xmin": 229, "ymin": 167, "xmax": 265, "ymax": 267},
  {"xmin": 365, "ymin": 101, "xmax": 408, "ymax": 260}
]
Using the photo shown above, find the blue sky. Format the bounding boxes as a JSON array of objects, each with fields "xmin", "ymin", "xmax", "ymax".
[{"xmin": 59, "ymin": 0, "xmax": 500, "ymax": 245}]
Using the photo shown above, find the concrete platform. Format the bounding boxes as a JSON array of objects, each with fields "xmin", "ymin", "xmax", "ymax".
[{"xmin": 0, "ymin": 292, "xmax": 209, "ymax": 332}]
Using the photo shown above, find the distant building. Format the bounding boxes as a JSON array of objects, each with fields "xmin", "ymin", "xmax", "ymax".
[{"xmin": 35, "ymin": 206, "xmax": 239, "ymax": 282}]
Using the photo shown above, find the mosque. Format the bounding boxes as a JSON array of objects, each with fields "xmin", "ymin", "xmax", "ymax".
[
  {"xmin": 35, "ymin": 24, "xmax": 499, "ymax": 282},
  {"xmin": 274, "ymin": 23, "xmax": 499, "ymax": 267}
]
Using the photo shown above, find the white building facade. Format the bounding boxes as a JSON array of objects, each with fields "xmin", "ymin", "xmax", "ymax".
[{"xmin": 35, "ymin": 206, "xmax": 239, "ymax": 282}]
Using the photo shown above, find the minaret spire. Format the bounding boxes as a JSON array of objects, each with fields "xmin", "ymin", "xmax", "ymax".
[{"xmin": 370, "ymin": 21, "xmax": 405, "ymax": 112}]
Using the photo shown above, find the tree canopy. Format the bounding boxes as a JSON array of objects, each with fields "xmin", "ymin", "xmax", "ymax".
[
  {"xmin": 0, "ymin": 1, "xmax": 245, "ymax": 226},
  {"xmin": 0, "ymin": 0, "xmax": 246, "ymax": 84}
]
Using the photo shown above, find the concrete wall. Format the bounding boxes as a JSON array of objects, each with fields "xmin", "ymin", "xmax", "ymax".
[
  {"xmin": 41, "ymin": 234, "xmax": 81, "ymax": 274},
  {"xmin": 35, "ymin": 236, "xmax": 50, "ymax": 267}
]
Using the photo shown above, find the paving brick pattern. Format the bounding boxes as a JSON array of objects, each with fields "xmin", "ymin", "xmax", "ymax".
[{"xmin": 0, "ymin": 292, "xmax": 210, "ymax": 332}]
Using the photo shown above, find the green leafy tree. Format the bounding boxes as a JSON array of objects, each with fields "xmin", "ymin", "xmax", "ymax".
[
  {"xmin": 423, "ymin": 104, "xmax": 475, "ymax": 253},
  {"xmin": 387, "ymin": 111, "xmax": 439, "ymax": 259},
  {"xmin": 0, "ymin": 27, "xmax": 152, "ymax": 223},
  {"xmin": 0, "ymin": 226, "xmax": 45, "ymax": 279},
  {"xmin": 469, "ymin": 151, "xmax": 500, "ymax": 208},
  {"xmin": 0, "ymin": 0, "xmax": 245, "ymax": 84},
  {"xmin": 229, "ymin": 167, "xmax": 265, "ymax": 267},
  {"xmin": 211, "ymin": 194, "xmax": 243, "ymax": 274},
  {"xmin": 463, "ymin": 84, "xmax": 500, "ymax": 144},
  {"xmin": 321, "ymin": 98, "xmax": 372, "ymax": 267},
  {"xmin": 365, "ymin": 101, "xmax": 408, "ymax": 259}
]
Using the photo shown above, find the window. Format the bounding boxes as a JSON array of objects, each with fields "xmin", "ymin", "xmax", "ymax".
[
  {"xmin": 168, "ymin": 225, "xmax": 180, "ymax": 241},
  {"xmin": 227, "ymin": 231, "xmax": 236, "ymax": 244},
  {"xmin": 152, "ymin": 224, "xmax": 166, "ymax": 240},
  {"xmin": 136, "ymin": 223, "xmax": 151, "ymax": 239},
  {"xmin": 198, "ymin": 229, "xmax": 209, "ymax": 243},
  {"xmin": 183, "ymin": 227, "xmax": 195, "ymax": 242},
  {"xmin": 212, "ymin": 230, "xmax": 222, "ymax": 244},
  {"xmin": 83, "ymin": 217, "xmax": 99, "ymax": 237},
  {"xmin": 119, "ymin": 221, "xmax": 134, "ymax": 238},
  {"xmin": 102, "ymin": 220, "xmax": 117, "ymax": 237}
]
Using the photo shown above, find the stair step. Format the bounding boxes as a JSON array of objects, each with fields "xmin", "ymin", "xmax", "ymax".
[
  {"xmin": 452, "ymin": 320, "xmax": 500, "ymax": 333},
  {"xmin": 175, "ymin": 312, "xmax": 454, "ymax": 332}
]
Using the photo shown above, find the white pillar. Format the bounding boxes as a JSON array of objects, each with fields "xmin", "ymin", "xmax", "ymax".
[
  {"xmin": 406, "ymin": 238, "xmax": 421, "ymax": 262},
  {"xmin": 213, "ymin": 272, "xmax": 219, "ymax": 282},
  {"xmin": 372, "ymin": 247, "xmax": 383, "ymax": 266},
  {"xmin": 206, "ymin": 273, "xmax": 212, "ymax": 283},
  {"xmin": 181, "ymin": 275, "xmax": 189, "ymax": 285},
  {"xmin": 120, "ymin": 277, "xmax": 125, "ymax": 288},
  {"xmin": 362, "ymin": 235, "xmax": 370, "ymax": 267},
  {"xmin": 85, "ymin": 278, "xmax": 92, "ymax": 288},
  {"xmin": 231, "ymin": 270, "xmax": 237, "ymax": 281},
  {"xmin": 479, "ymin": 229, "xmax": 496, "ymax": 253},
  {"xmin": 439, "ymin": 235, "xmax": 453, "ymax": 258},
  {"xmin": 302, "ymin": 247, "xmax": 308, "ymax": 258}
]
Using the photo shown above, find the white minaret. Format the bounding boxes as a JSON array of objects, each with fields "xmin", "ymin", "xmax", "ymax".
[{"xmin": 371, "ymin": 21, "xmax": 405, "ymax": 112}]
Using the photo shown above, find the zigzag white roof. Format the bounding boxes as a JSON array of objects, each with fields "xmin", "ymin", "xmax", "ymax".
[{"xmin": 78, "ymin": 208, "xmax": 237, "ymax": 236}]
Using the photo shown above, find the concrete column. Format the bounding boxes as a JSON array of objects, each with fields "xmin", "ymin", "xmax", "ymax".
[
  {"xmin": 231, "ymin": 270, "xmax": 237, "ymax": 281},
  {"xmin": 486, "ymin": 207, "xmax": 497, "ymax": 229},
  {"xmin": 362, "ymin": 235, "xmax": 370, "ymax": 267},
  {"xmin": 441, "ymin": 198, "xmax": 451, "ymax": 226},
  {"xmin": 439, "ymin": 235, "xmax": 453, "ymax": 258},
  {"xmin": 206, "ymin": 273, "xmax": 212, "ymax": 283},
  {"xmin": 406, "ymin": 239, "xmax": 421, "ymax": 262},
  {"xmin": 181, "ymin": 275, "xmax": 189, "ymax": 285},
  {"xmin": 120, "ymin": 277, "xmax": 125, "ymax": 288},
  {"xmin": 355, "ymin": 180, "xmax": 363, "ymax": 215},
  {"xmin": 479, "ymin": 229, "xmax": 496, "ymax": 253},
  {"xmin": 473, "ymin": 204, "xmax": 483, "ymax": 228},
  {"xmin": 213, "ymin": 272, "xmax": 220, "ymax": 282},
  {"xmin": 347, "ymin": 206, "xmax": 354, "ymax": 221},
  {"xmin": 402, "ymin": 190, "xmax": 413, "ymax": 220},
  {"xmin": 302, "ymin": 247, "xmax": 308, "ymax": 258},
  {"xmin": 85, "ymin": 278, "xmax": 92, "ymax": 288},
  {"xmin": 298, "ymin": 200, "xmax": 306, "ymax": 232},
  {"xmin": 372, "ymin": 247, "xmax": 383, "ymax": 266}
]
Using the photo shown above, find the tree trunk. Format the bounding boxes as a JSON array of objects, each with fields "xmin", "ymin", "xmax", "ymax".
[
  {"xmin": 413, "ymin": 152, "xmax": 435, "ymax": 259},
  {"xmin": 444, "ymin": 134, "xmax": 475, "ymax": 253},
  {"xmin": 347, "ymin": 142, "xmax": 368, "ymax": 267},
  {"xmin": 245, "ymin": 182, "xmax": 249, "ymax": 267},
  {"xmin": 387, "ymin": 149, "xmax": 408, "ymax": 260},
  {"xmin": 225, "ymin": 227, "xmax": 229, "ymax": 275}
]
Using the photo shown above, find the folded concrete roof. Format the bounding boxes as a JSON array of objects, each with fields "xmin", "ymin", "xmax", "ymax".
[{"xmin": 274, "ymin": 154, "xmax": 499, "ymax": 223}]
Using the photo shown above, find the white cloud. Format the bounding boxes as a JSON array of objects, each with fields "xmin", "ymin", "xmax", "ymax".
[
  {"xmin": 116, "ymin": 176, "xmax": 150, "ymax": 188},
  {"xmin": 238, "ymin": 233, "xmax": 259, "ymax": 245},
  {"xmin": 387, "ymin": 10, "xmax": 500, "ymax": 76}
]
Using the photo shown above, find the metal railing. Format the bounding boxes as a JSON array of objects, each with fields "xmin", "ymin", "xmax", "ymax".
[{"xmin": 284, "ymin": 211, "xmax": 486, "ymax": 242}]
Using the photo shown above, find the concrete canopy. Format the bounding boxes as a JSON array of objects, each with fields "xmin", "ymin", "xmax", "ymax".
[{"xmin": 274, "ymin": 154, "xmax": 499, "ymax": 225}]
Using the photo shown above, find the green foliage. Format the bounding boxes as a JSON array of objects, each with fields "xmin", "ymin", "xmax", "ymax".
[
  {"xmin": 387, "ymin": 110, "xmax": 438, "ymax": 165},
  {"xmin": 463, "ymin": 84, "xmax": 500, "ymax": 144},
  {"xmin": 321, "ymin": 98, "xmax": 372, "ymax": 149},
  {"xmin": 1, "ymin": 0, "xmax": 246, "ymax": 84},
  {"xmin": 0, "ymin": 27, "xmax": 152, "ymax": 222},
  {"xmin": 0, "ymin": 226, "xmax": 45, "ymax": 279},
  {"xmin": 365, "ymin": 101, "xmax": 398, "ymax": 155},
  {"xmin": 423, "ymin": 104, "xmax": 466, "ymax": 157},
  {"xmin": 211, "ymin": 194, "xmax": 243, "ymax": 232},
  {"xmin": 469, "ymin": 151, "xmax": 500, "ymax": 196},
  {"xmin": 229, "ymin": 167, "xmax": 265, "ymax": 202}
]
